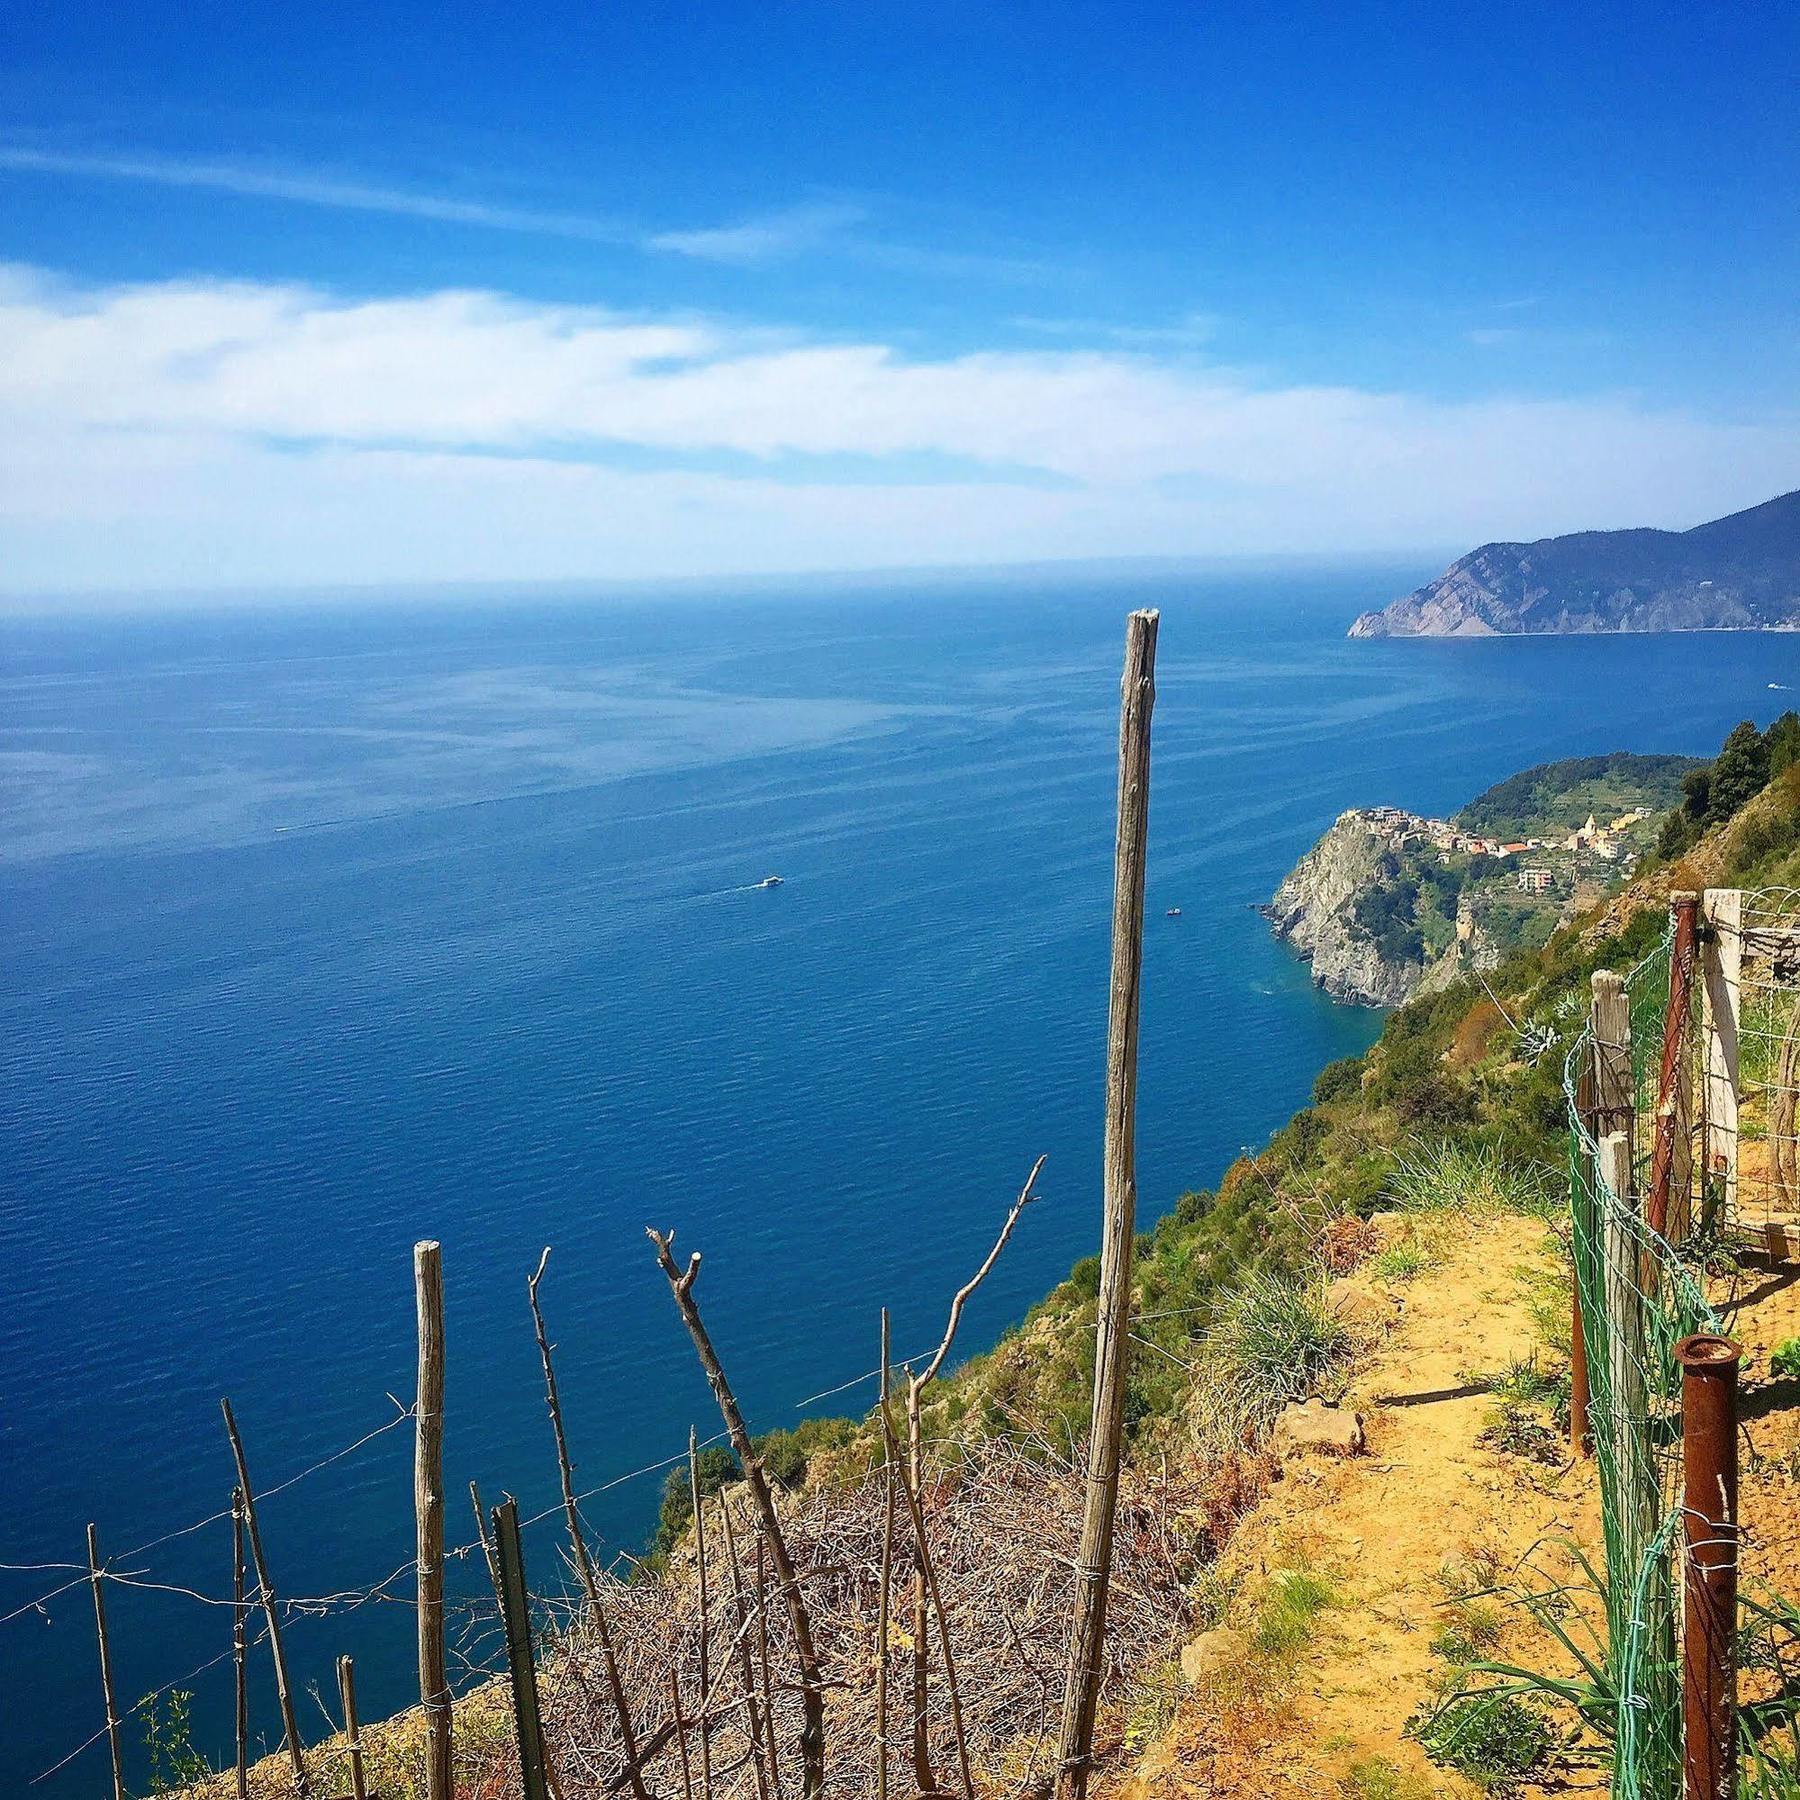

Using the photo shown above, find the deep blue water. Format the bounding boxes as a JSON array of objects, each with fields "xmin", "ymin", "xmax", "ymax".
[{"xmin": 3, "ymin": 570, "xmax": 1796, "ymax": 1793}]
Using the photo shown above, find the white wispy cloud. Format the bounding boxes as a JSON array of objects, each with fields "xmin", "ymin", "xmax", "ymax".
[
  {"xmin": 0, "ymin": 146, "xmax": 1040, "ymax": 281},
  {"xmin": 2, "ymin": 264, "xmax": 1795, "ymax": 597},
  {"xmin": 648, "ymin": 203, "xmax": 866, "ymax": 264},
  {"xmin": 0, "ymin": 146, "xmax": 641, "ymax": 243}
]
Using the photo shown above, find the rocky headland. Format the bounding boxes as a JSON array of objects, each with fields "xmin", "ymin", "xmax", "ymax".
[{"xmin": 1348, "ymin": 487, "xmax": 1800, "ymax": 638}]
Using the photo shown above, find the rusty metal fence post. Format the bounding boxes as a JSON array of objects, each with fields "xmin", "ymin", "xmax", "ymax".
[{"xmin": 1676, "ymin": 1332, "xmax": 1741, "ymax": 1800}]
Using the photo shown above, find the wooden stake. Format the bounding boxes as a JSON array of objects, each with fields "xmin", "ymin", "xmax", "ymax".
[
  {"xmin": 689, "ymin": 1427, "xmax": 715, "ymax": 1800},
  {"xmin": 669, "ymin": 1666, "xmax": 696, "ymax": 1800},
  {"xmin": 903, "ymin": 1154, "xmax": 1043, "ymax": 1792},
  {"xmin": 877, "ymin": 1388, "xmax": 974, "ymax": 1800},
  {"xmin": 1648, "ymin": 893, "xmax": 1700, "ymax": 1239},
  {"xmin": 1701, "ymin": 889, "xmax": 1742, "ymax": 1227},
  {"xmin": 231, "ymin": 1489, "xmax": 249, "ymax": 1800},
  {"xmin": 527, "ymin": 1248, "xmax": 602, "ymax": 1609},
  {"xmin": 470, "ymin": 1478, "xmax": 504, "ymax": 1607},
  {"xmin": 649, "ymin": 1228, "xmax": 826, "ymax": 1799},
  {"xmin": 85, "ymin": 1524, "xmax": 126, "ymax": 1800},
  {"xmin": 493, "ymin": 1498, "xmax": 552, "ymax": 1800},
  {"xmin": 874, "ymin": 1311, "xmax": 894, "ymax": 1800},
  {"xmin": 716, "ymin": 1476, "xmax": 774, "ymax": 1800},
  {"xmin": 221, "ymin": 1397, "xmax": 308, "ymax": 1793},
  {"xmin": 337, "ymin": 1655, "xmax": 368, "ymax": 1800},
  {"xmin": 414, "ymin": 1239, "xmax": 452, "ymax": 1800},
  {"xmin": 1056, "ymin": 608, "xmax": 1158, "ymax": 1800},
  {"xmin": 755, "ymin": 1532, "xmax": 785, "ymax": 1800}
]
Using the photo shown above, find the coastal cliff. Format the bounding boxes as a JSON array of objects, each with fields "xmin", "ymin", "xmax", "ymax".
[
  {"xmin": 1265, "ymin": 813, "xmax": 1428, "ymax": 1006},
  {"xmin": 1348, "ymin": 487, "xmax": 1800, "ymax": 637},
  {"xmin": 1266, "ymin": 754, "xmax": 1697, "ymax": 1006}
]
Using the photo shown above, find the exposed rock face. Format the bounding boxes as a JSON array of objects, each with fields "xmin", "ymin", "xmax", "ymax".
[
  {"xmin": 1263, "ymin": 812, "xmax": 1423, "ymax": 1007},
  {"xmin": 1349, "ymin": 488, "xmax": 1800, "ymax": 638}
]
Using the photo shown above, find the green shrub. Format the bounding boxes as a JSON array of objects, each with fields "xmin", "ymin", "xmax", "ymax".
[
  {"xmin": 649, "ymin": 1444, "xmax": 741, "ymax": 1561},
  {"xmin": 1413, "ymin": 1691, "xmax": 1550, "ymax": 1790},
  {"xmin": 1313, "ymin": 1055, "xmax": 1366, "ymax": 1105},
  {"xmin": 1212, "ymin": 1266, "xmax": 1355, "ymax": 1430},
  {"xmin": 141, "ymin": 1688, "xmax": 209, "ymax": 1792},
  {"xmin": 1771, "ymin": 1338, "xmax": 1800, "ymax": 1381}
]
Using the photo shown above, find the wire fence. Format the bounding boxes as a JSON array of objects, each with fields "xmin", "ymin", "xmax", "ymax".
[
  {"xmin": 1732, "ymin": 887, "xmax": 1800, "ymax": 1259},
  {"xmin": 1564, "ymin": 888, "xmax": 1800, "ymax": 1799},
  {"xmin": 1567, "ymin": 925, "xmax": 1727, "ymax": 1799}
]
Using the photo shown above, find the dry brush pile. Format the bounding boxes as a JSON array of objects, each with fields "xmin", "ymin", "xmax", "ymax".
[{"xmin": 466, "ymin": 1440, "xmax": 1204, "ymax": 1800}]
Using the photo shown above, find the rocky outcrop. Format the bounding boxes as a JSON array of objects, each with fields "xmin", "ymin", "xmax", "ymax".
[
  {"xmin": 1349, "ymin": 488, "xmax": 1800, "ymax": 637},
  {"xmin": 1263, "ymin": 812, "xmax": 1424, "ymax": 1006}
]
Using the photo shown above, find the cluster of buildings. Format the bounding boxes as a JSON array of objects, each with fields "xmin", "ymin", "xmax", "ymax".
[{"xmin": 1353, "ymin": 802, "xmax": 1652, "ymax": 890}]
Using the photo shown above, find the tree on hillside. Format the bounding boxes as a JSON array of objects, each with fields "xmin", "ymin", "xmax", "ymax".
[
  {"xmin": 1765, "ymin": 709, "xmax": 1800, "ymax": 779},
  {"xmin": 1707, "ymin": 720, "xmax": 1771, "ymax": 824}
]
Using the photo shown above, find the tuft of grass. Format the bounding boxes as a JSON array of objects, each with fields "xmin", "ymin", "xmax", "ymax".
[
  {"xmin": 1340, "ymin": 1755, "xmax": 1435, "ymax": 1800},
  {"xmin": 1412, "ymin": 1691, "xmax": 1550, "ymax": 1791},
  {"xmin": 1772, "ymin": 1338, "xmax": 1800, "ymax": 1381},
  {"xmin": 1250, "ymin": 1564, "xmax": 1340, "ymax": 1660},
  {"xmin": 1431, "ymin": 1596, "xmax": 1505, "ymax": 1668},
  {"xmin": 1211, "ymin": 1265, "xmax": 1356, "ymax": 1432},
  {"xmin": 1373, "ymin": 1242, "xmax": 1431, "ymax": 1283},
  {"xmin": 1386, "ymin": 1141, "xmax": 1557, "ymax": 1220}
]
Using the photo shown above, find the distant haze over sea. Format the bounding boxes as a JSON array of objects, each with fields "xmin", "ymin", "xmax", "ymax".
[{"xmin": 4, "ymin": 568, "xmax": 1797, "ymax": 1794}]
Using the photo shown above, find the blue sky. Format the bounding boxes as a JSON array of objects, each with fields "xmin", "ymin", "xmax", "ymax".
[{"xmin": 2, "ymin": 2, "xmax": 1797, "ymax": 597}]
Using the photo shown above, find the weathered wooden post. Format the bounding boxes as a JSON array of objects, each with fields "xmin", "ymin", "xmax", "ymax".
[
  {"xmin": 85, "ymin": 1524, "xmax": 125, "ymax": 1800},
  {"xmin": 222, "ymin": 1398, "xmax": 308, "ymax": 1792},
  {"xmin": 1649, "ymin": 892, "xmax": 1701, "ymax": 1240},
  {"xmin": 493, "ymin": 1497, "xmax": 552, "ymax": 1800},
  {"xmin": 415, "ymin": 1239, "xmax": 452, "ymax": 1800},
  {"xmin": 1056, "ymin": 607, "xmax": 1158, "ymax": 1800},
  {"xmin": 1701, "ymin": 889, "xmax": 1742, "ymax": 1230},
  {"xmin": 1676, "ymin": 1333, "xmax": 1742, "ymax": 1800},
  {"xmin": 337, "ymin": 1655, "xmax": 368, "ymax": 1800},
  {"xmin": 688, "ymin": 1426, "xmax": 716, "ymax": 1800},
  {"xmin": 231, "ymin": 1489, "xmax": 249, "ymax": 1800}
]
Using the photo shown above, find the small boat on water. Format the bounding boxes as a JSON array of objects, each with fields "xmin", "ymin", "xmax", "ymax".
[
  {"xmin": 759, "ymin": 874, "xmax": 784, "ymax": 888},
  {"xmin": 1165, "ymin": 906, "xmax": 1182, "ymax": 917}
]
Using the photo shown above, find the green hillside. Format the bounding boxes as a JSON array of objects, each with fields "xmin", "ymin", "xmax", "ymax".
[{"xmin": 1453, "ymin": 751, "xmax": 1700, "ymax": 839}]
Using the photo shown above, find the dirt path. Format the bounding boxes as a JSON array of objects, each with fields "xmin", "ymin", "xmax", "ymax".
[{"xmin": 1109, "ymin": 1212, "xmax": 1602, "ymax": 1800}]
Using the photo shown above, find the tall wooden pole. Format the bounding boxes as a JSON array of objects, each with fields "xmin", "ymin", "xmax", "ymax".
[
  {"xmin": 221, "ymin": 1398, "xmax": 308, "ymax": 1793},
  {"xmin": 1055, "ymin": 607, "xmax": 1158, "ymax": 1800},
  {"xmin": 415, "ymin": 1239, "xmax": 452, "ymax": 1800},
  {"xmin": 85, "ymin": 1524, "xmax": 126, "ymax": 1800},
  {"xmin": 231, "ymin": 1489, "xmax": 250, "ymax": 1800}
]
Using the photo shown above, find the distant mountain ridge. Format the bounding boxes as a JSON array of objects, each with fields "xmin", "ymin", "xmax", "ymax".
[{"xmin": 1348, "ymin": 489, "xmax": 1800, "ymax": 637}]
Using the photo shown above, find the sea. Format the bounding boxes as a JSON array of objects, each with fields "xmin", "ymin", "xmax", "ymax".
[{"xmin": 3, "ymin": 565, "xmax": 1796, "ymax": 1794}]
